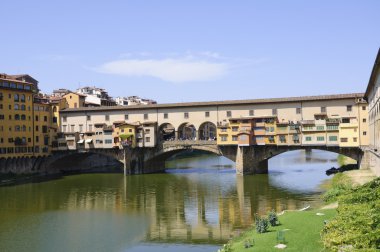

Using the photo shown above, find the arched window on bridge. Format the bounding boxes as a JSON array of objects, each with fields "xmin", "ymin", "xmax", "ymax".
[
  {"xmin": 159, "ymin": 123, "xmax": 176, "ymax": 141},
  {"xmin": 198, "ymin": 122, "xmax": 216, "ymax": 140},
  {"xmin": 178, "ymin": 123, "xmax": 196, "ymax": 140}
]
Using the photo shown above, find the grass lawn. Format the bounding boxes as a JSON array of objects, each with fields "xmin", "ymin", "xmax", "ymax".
[{"xmin": 226, "ymin": 209, "xmax": 336, "ymax": 252}]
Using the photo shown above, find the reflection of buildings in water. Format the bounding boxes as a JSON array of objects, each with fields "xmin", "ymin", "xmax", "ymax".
[
  {"xmin": 0, "ymin": 170, "xmax": 320, "ymax": 245},
  {"xmin": 121, "ymin": 172, "xmax": 313, "ymax": 244}
]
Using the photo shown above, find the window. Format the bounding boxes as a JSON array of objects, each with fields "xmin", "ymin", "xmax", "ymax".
[
  {"xmin": 14, "ymin": 104, "xmax": 19, "ymax": 110},
  {"xmin": 144, "ymin": 114, "xmax": 148, "ymax": 120},
  {"xmin": 342, "ymin": 118, "xmax": 350, "ymax": 123},
  {"xmin": 321, "ymin": 107, "xmax": 326, "ymax": 113},
  {"xmin": 353, "ymin": 137, "xmax": 357, "ymax": 142},
  {"xmin": 232, "ymin": 127, "xmax": 238, "ymax": 132},
  {"xmin": 346, "ymin": 105, "xmax": 352, "ymax": 112},
  {"xmin": 221, "ymin": 136, "xmax": 227, "ymax": 141},
  {"xmin": 316, "ymin": 126, "xmax": 324, "ymax": 131},
  {"xmin": 35, "ymin": 115, "xmax": 38, "ymax": 121},
  {"xmin": 21, "ymin": 114, "xmax": 26, "ymax": 120},
  {"xmin": 249, "ymin": 110, "xmax": 254, "ymax": 116},
  {"xmin": 145, "ymin": 129, "xmax": 150, "ymax": 133},
  {"xmin": 221, "ymin": 128, "xmax": 227, "ymax": 132},
  {"xmin": 88, "ymin": 124, "xmax": 93, "ymax": 132},
  {"xmin": 35, "ymin": 125, "xmax": 39, "ymax": 132},
  {"xmin": 363, "ymin": 131, "xmax": 367, "ymax": 136},
  {"xmin": 105, "ymin": 115, "xmax": 110, "ymax": 121},
  {"xmin": 226, "ymin": 111, "xmax": 232, "ymax": 117},
  {"xmin": 87, "ymin": 115, "xmax": 91, "ymax": 121},
  {"xmin": 36, "ymin": 136, "xmax": 39, "ymax": 143},
  {"xmin": 327, "ymin": 125, "xmax": 338, "ymax": 130},
  {"xmin": 146, "ymin": 137, "xmax": 150, "ymax": 142},
  {"xmin": 164, "ymin": 113, "xmax": 168, "ymax": 119},
  {"xmin": 15, "ymin": 114, "xmax": 20, "ymax": 120},
  {"xmin": 105, "ymin": 139, "xmax": 113, "ymax": 144},
  {"xmin": 362, "ymin": 106, "xmax": 366, "ymax": 110},
  {"xmin": 125, "ymin": 114, "xmax": 129, "ymax": 120},
  {"xmin": 184, "ymin": 112, "xmax": 189, "ymax": 119},
  {"xmin": 305, "ymin": 136, "xmax": 312, "ymax": 141},
  {"xmin": 79, "ymin": 124, "xmax": 83, "ymax": 132},
  {"xmin": 205, "ymin": 112, "xmax": 210, "ymax": 117},
  {"xmin": 53, "ymin": 117, "xmax": 57, "ymax": 123},
  {"xmin": 340, "ymin": 138, "xmax": 348, "ymax": 142},
  {"xmin": 296, "ymin": 108, "xmax": 301, "ymax": 114},
  {"xmin": 317, "ymin": 136, "xmax": 325, "ymax": 141},
  {"xmin": 232, "ymin": 136, "xmax": 238, "ymax": 141},
  {"xmin": 62, "ymin": 125, "xmax": 67, "ymax": 132},
  {"xmin": 363, "ymin": 118, "xmax": 366, "ymax": 123},
  {"xmin": 279, "ymin": 135, "xmax": 286, "ymax": 143},
  {"xmin": 14, "ymin": 94, "xmax": 19, "ymax": 102},
  {"xmin": 70, "ymin": 125, "xmax": 75, "ymax": 132},
  {"xmin": 272, "ymin": 109, "xmax": 277, "ymax": 115},
  {"xmin": 21, "ymin": 105, "xmax": 25, "ymax": 110},
  {"xmin": 44, "ymin": 116, "xmax": 47, "ymax": 122}
]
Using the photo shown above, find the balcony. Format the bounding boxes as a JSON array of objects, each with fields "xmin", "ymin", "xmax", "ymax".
[
  {"xmin": 238, "ymin": 129, "xmax": 251, "ymax": 135},
  {"xmin": 255, "ymin": 122, "xmax": 265, "ymax": 127},
  {"xmin": 254, "ymin": 130, "xmax": 265, "ymax": 135}
]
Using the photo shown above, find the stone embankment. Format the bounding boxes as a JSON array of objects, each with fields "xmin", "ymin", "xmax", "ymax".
[{"xmin": 0, "ymin": 152, "xmax": 122, "ymax": 184}]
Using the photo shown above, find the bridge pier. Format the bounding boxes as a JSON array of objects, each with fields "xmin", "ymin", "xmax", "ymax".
[{"xmin": 235, "ymin": 146, "xmax": 268, "ymax": 175}]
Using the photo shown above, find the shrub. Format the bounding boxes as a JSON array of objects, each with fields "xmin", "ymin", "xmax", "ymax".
[
  {"xmin": 321, "ymin": 177, "xmax": 380, "ymax": 251},
  {"xmin": 255, "ymin": 214, "xmax": 269, "ymax": 233},
  {"xmin": 268, "ymin": 210, "xmax": 278, "ymax": 226}
]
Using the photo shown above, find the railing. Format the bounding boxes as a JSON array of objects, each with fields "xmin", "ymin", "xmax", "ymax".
[{"xmin": 162, "ymin": 140, "xmax": 217, "ymax": 147}]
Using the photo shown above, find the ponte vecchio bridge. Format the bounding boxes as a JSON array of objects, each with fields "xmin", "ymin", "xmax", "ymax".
[{"xmin": 57, "ymin": 93, "xmax": 369, "ymax": 175}]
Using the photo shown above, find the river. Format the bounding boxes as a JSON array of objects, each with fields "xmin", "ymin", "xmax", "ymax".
[{"xmin": 0, "ymin": 150, "xmax": 338, "ymax": 252}]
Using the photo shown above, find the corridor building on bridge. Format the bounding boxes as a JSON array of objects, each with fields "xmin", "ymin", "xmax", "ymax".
[{"xmin": 59, "ymin": 93, "xmax": 369, "ymax": 150}]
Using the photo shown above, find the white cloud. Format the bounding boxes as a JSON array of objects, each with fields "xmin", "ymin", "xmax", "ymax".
[{"xmin": 95, "ymin": 54, "xmax": 228, "ymax": 83}]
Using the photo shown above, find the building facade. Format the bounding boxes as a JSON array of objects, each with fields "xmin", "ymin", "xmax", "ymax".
[
  {"xmin": 0, "ymin": 74, "xmax": 38, "ymax": 157},
  {"xmin": 364, "ymin": 48, "xmax": 380, "ymax": 175},
  {"xmin": 59, "ymin": 93, "xmax": 369, "ymax": 150}
]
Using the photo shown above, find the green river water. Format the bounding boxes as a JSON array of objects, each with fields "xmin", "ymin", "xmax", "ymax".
[{"xmin": 0, "ymin": 150, "xmax": 338, "ymax": 252}]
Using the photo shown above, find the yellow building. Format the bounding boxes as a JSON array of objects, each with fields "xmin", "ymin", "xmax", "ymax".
[
  {"xmin": 33, "ymin": 96, "xmax": 53, "ymax": 156},
  {"xmin": 339, "ymin": 116, "xmax": 360, "ymax": 147},
  {"xmin": 0, "ymin": 74, "xmax": 38, "ymax": 158},
  {"xmin": 263, "ymin": 117, "xmax": 277, "ymax": 145},
  {"xmin": 113, "ymin": 122, "xmax": 138, "ymax": 148},
  {"xmin": 62, "ymin": 92, "xmax": 86, "ymax": 109},
  {"xmin": 217, "ymin": 119, "xmax": 239, "ymax": 145}
]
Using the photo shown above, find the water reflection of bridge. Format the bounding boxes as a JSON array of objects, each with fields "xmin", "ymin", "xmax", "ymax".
[
  {"xmin": 0, "ymin": 172, "xmax": 319, "ymax": 244},
  {"xmin": 121, "ymin": 174, "xmax": 315, "ymax": 243}
]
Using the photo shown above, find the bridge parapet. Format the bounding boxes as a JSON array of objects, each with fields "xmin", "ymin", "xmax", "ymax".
[{"xmin": 162, "ymin": 140, "xmax": 217, "ymax": 147}]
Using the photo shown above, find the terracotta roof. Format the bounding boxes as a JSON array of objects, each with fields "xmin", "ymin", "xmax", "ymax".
[
  {"xmin": 60, "ymin": 93, "xmax": 364, "ymax": 114},
  {"xmin": 0, "ymin": 74, "xmax": 35, "ymax": 85},
  {"xmin": 365, "ymin": 48, "xmax": 380, "ymax": 99}
]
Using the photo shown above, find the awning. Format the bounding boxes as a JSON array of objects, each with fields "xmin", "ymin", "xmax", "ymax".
[
  {"xmin": 77, "ymin": 139, "xmax": 84, "ymax": 144},
  {"xmin": 85, "ymin": 139, "xmax": 93, "ymax": 143}
]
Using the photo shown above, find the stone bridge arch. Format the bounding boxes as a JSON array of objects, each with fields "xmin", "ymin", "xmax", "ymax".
[
  {"xmin": 46, "ymin": 150, "xmax": 124, "ymax": 174},
  {"xmin": 236, "ymin": 145, "xmax": 363, "ymax": 174}
]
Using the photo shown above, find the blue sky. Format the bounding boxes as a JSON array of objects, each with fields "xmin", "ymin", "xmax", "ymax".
[{"xmin": 1, "ymin": 0, "xmax": 379, "ymax": 103}]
